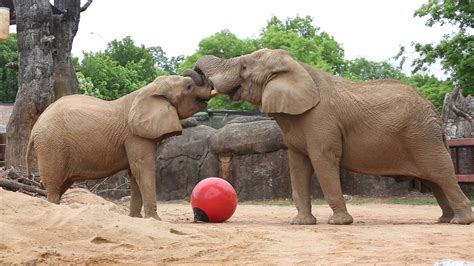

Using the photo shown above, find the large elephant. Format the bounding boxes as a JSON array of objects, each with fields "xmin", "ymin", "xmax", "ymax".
[
  {"xmin": 27, "ymin": 70, "xmax": 215, "ymax": 219},
  {"xmin": 195, "ymin": 49, "xmax": 473, "ymax": 225}
]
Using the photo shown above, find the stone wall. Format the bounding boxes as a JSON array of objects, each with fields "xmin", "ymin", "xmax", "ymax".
[{"xmin": 91, "ymin": 116, "xmax": 412, "ymax": 200}]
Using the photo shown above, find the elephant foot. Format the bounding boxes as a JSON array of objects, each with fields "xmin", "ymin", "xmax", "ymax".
[
  {"xmin": 328, "ymin": 212, "xmax": 353, "ymax": 225},
  {"xmin": 437, "ymin": 215, "xmax": 453, "ymax": 223},
  {"xmin": 144, "ymin": 214, "xmax": 162, "ymax": 220},
  {"xmin": 449, "ymin": 212, "xmax": 473, "ymax": 225},
  {"xmin": 129, "ymin": 212, "xmax": 143, "ymax": 218},
  {"xmin": 291, "ymin": 214, "xmax": 317, "ymax": 225}
]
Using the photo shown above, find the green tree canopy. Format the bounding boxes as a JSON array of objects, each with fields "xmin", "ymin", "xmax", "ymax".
[
  {"xmin": 178, "ymin": 30, "xmax": 260, "ymax": 74},
  {"xmin": 398, "ymin": 0, "xmax": 473, "ymax": 95},
  {"xmin": 178, "ymin": 15, "xmax": 347, "ymax": 110},
  {"xmin": 261, "ymin": 16, "xmax": 346, "ymax": 75},
  {"xmin": 343, "ymin": 58, "xmax": 405, "ymax": 81},
  {"xmin": 0, "ymin": 33, "xmax": 18, "ymax": 103},
  {"xmin": 80, "ymin": 52, "xmax": 148, "ymax": 100},
  {"xmin": 178, "ymin": 30, "xmax": 261, "ymax": 110},
  {"xmin": 78, "ymin": 36, "xmax": 184, "ymax": 100},
  {"xmin": 403, "ymin": 74, "xmax": 453, "ymax": 112}
]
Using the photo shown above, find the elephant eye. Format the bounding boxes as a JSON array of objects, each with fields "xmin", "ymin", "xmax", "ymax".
[
  {"xmin": 241, "ymin": 64, "xmax": 247, "ymax": 71},
  {"xmin": 187, "ymin": 84, "xmax": 193, "ymax": 91}
]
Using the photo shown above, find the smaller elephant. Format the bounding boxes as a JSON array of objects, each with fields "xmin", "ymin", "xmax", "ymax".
[{"xmin": 27, "ymin": 70, "xmax": 214, "ymax": 219}]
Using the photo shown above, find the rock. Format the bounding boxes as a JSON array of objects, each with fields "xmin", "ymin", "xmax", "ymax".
[
  {"xmin": 180, "ymin": 117, "xmax": 198, "ymax": 128},
  {"xmin": 227, "ymin": 115, "xmax": 273, "ymax": 124},
  {"xmin": 156, "ymin": 125, "xmax": 219, "ymax": 200},
  {"xmin": 210, "ymin": 119, "xmax": 286, "ymax": 155},
  {"xmin": 340, "ymin": 169, "xmax": 412, "ymax": 197},
  {"xmin": 229, "ymin": 149, "xmax": 292, "ymax": 200}
]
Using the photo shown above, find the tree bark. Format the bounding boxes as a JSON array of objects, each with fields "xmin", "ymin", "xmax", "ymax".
[
  {"xmin": 442, "ymin": 88, "xmax": 473, "ymax": 139},
  {"xmin": 6, "ymin": 0, "xmax": 55, "ymax": 172},
  {"xmin": 6, "ymin": 0, "xmax": 85, "ymax": 172},
  {"xmin": 52, "ymin": 0, "xmax": 81, "ymax": 98},
  {"xmin": 0, "ymin": 178, "xmax": 46, "ymax": 196},
  {"xmin": 442, "ymin": 88, "xmax": 473, "ymax": 175}
]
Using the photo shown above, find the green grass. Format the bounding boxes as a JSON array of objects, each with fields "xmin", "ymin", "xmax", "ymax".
[{"xmin": 388, "ymin": 197, "xmax": 439, "ymax": 205}]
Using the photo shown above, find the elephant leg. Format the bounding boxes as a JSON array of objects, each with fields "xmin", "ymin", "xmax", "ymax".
[
  {"xmin": 43, "ymin": 178, "xmax": 63, "ymax": 204},
  {"xmin": 309, "ymin": 153, "xmax": 353, "ymax": 225},
  {"xmin": 420, "ymin": 179, "xmax": 454, "ymax": 223},
  {"xmin": 414, "ymin": 149, "xmax": 473, "ymax": 224},
  {"xmin": 126, "ymin": 137, "xmax": 160, "ymax": 220},
  {"xmin": 128, "ymin": 170, "xmax": 143, "ymax": 218},
  {"xmin": 428, "ymin": 174, "xmax": 472, "ymax": 224},
  {"xmin": 45, "ymin": 184, "xmax": 61, "ymax": 204},
  {"xmin": 288, "ymin": 149, "xmax": 316, "ymax": 225},
  {"xmin": 59, "ymin": 180, "xmax": 74, "ymax": 198}
]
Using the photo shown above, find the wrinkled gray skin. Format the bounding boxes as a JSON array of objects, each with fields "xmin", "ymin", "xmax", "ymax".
[
  {"xmin": 195, "ymin": 49, "xmax": 473, "ymax": 225},
  {"xmin": 27, "ymin": 70, "xmax": 212, "ymax": 220}
]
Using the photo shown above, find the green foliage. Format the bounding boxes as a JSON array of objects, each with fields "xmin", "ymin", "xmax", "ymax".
[
  {"xmin": 403, "ymin": 74, "xmax": 453, "ymax": 112},
  {"xmin": 414, "ymin": 0, "xmax": 473, "ymax": 29},
  {"xmin": 343, "ymin": 58, "xmax": 405, "ymax": 81},
  {"xmin": 104, "ymin": 37, "xmax": 158, "ymax": 84},
  {"xmin": 149, "ymin": 46, "xmax": 184, "ymax": 75},
  {"xmin": 177, "ymin": 30, "xmax": 261, "ymax": 110},
  {"xmin": 77, "ymin": 72, "xmax": 103, "ymax": 99},
  {"xmin": 261, "ymin": 16, "xmax": 346, "ymax": 75},
  {"xmin": 80, "ymin": 52, "xmax": 148, "ymax": 100},
  {"xmin": 179, "ymin": 16, "xmax": 347, "ymax": 110},
  {"xmin": 79, "ymin": 37, "xmax": 185, "ymax": 100},
  {"xmin": 0, "ymin": 33, "xmax": 18, "ymax": 103},
  {"xmin": 208, "ymin": 95, "xmax": 257, "ymax": 111},
  {"xmin": 178, "ymin": 30, "xmax": 260, "ymax": 74},
  {"xmin": 399, "ymin": 0, "xmax": 473, "ymax": 95}
]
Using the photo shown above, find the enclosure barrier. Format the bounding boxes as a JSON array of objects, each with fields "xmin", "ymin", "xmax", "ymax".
[
  {"xmin": 447, "ymin": 138, "xmax": 474, "ymax": 182},
  {"xmin": 0, "ymin": 132, "xmax": 5, "ymax": 167}
]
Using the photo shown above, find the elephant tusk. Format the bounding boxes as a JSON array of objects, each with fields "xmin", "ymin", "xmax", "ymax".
[{"xmin": 210, "ymin": 89, "xmax": 219, "ymax": 98}]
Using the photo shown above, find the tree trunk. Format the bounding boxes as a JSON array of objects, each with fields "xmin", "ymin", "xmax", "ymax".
[
  {"xmin": 5, "ymin": 0, "xmax": 85, "ymax": 172},
  {"xmin": 442, "ymin": 88, "xmax": 473, "ymax": 139},
  {"xmin": 52, "ymin": 0, "xmax": 81, "ymax": 98},
  {"xmin": 6, "ymin": 0, "xmax": 55, "ymax": 172},
  {"xmin": 442, "ymin": 88, "xmax": 473, "ymax": 175}
]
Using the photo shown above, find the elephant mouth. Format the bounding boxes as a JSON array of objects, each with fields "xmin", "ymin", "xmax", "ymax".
[
  {"xmin": 229, "ymin": 85, "xmax": 242, "ymax": 101},
  {"xmin": 195, "ymin": 96, "xmax": 209, "ymax": 108}
]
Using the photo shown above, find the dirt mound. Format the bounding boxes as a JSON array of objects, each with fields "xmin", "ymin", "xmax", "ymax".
[{"xmin": 0, "ymin": 188, "xmax": 473, "ymax": 264}]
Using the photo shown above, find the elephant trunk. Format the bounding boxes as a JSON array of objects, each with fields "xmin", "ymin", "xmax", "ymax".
[
  {"xmin": 195, "ymin": 55, "xmax": 241, "ymax": 94},
  {"xmin": 182, "ymin": 69, "xmax": 204, "ymax": 86}
]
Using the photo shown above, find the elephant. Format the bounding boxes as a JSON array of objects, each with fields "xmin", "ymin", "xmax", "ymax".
[
  {"xmin": 26, "ymin": 70, "xmax": 215, "ymax": 219},
  {"xmin": 194, "ymin": 48, "xmax": 473, "ymax": 225}
]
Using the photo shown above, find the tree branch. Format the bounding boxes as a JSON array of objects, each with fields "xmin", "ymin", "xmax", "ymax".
[
  {"xmin": 80, "ymin": 0, "xmax": 93, "ymax": 12},
  {"xmin": 0, "ymin": 178, "xmax": 46, "ymax": 196},
  {"xmin": 450, "ymin": 87, "xmax": 472, "ymax": 120}
]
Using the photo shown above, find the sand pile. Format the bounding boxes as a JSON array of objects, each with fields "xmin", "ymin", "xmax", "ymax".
[
  {"xmin": 1, "ymin": 188, "xmax": 473, "ymax": 264},
  {"xmin": 0, "ymin": 188, "xmax": 199, "ymax": 264}
]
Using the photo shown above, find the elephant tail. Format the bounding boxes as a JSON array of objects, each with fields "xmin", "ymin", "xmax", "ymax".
[
  {"xmin": 25, "ymin": 135, "xmax": 34, "ymax": 178},
  {"xmin": 442, "ymin": 133, "xmax": 449, "ymax": 152}
]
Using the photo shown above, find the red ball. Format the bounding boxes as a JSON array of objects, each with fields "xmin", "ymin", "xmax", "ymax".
[{"xmin": 191, "ymin": 177, "xmax": 237, "ymax": 223}]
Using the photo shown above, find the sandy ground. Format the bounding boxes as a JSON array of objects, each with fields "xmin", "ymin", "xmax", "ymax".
[{"xmin": 0, "ymin": 188, "xmax": 473, "ymax": 265}]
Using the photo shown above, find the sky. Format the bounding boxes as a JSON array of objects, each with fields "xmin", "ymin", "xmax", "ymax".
[{"xmin": 13, "ymin": 0, "xmax": 454, "ymax": 77}]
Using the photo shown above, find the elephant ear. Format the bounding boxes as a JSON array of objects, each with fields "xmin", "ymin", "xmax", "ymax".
[
  {"xmin": 261, "ymin": 51, "xmax": 320, "ymax": 115},
  {"xmin": 128, "ymin": 83, "xmax": 182, "ymax": 139}
]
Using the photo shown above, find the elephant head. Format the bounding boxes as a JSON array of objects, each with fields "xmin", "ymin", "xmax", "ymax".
[
  {"xmin": 195, "ymin": 49, "xmax": 320, "ymax": 115},
  {"xmin": 128, "ymin": 69, "xmax": 214, "ymax": 139}
]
